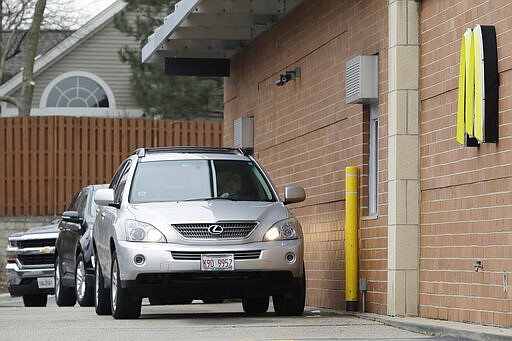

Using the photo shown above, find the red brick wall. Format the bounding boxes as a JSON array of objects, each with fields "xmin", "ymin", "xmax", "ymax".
[
  {"xmin": 420, "ymin": 1, "xmax": 512, "ymax": 326},
  {"xmin": 224, "ymin": 0, "xmax": 512, "ymax": 326},
  {"xmin": 224, "ymin": 0, "xmax": 389, "ymax": 312}
]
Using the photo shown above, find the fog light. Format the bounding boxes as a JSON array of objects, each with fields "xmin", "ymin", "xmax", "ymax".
[
  {"xmin": 285, "ymin": 252, "xmax": 296, "ymax": 264},
  {"xmin": 134, "ymin": 254, "xmax": 145, "ymax": 266}
]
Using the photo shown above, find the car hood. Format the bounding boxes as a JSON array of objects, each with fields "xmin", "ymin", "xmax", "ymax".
[
  {"xmin": 128, "ymin": 200, "xmax": 290, "ymax": 225},
  {"xmin": 9, "ymin": 223, "xmax": 60, "ymax": 238}
]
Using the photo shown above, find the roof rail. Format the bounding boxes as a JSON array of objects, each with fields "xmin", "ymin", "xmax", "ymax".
[
  {"xmin": 132, "ymin": 148, "xmax": 146, "ymax": 157},
  {"xmin": 131, "ymin": 146, "xmax": 250, "ymax": 157}
]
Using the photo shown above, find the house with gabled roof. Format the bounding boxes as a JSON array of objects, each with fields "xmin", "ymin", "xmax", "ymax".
[{"xmin": 0, "ymin": 0, "xmax": 143, "ymax": 118}]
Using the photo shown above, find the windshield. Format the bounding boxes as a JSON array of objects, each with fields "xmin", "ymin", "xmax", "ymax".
[{"xmin": 129, "ymin": 159, "xmax": 275, "ymax": 203}]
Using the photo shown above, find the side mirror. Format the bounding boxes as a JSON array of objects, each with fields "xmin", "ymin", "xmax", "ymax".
[
  {"xmin": 283, "ymin": 186, "xmax": 306, "ymax": 205},
  {"xmin": 94, "ymin": 188, "xmax": 115, "ymax": 206},
  {"xmin": 62, "ymin": 210, "xmax": 82, "ymax": 224},
  {"xmin": 50, "ymin": 217, "xmax": 61, "ymax": 224}
]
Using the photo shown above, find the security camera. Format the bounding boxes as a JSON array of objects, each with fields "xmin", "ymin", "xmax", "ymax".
[
  {"xmin": 275, "ymin": 74, "xmax": 286, "ymax": 86},
  {"xmin": 275, "ymin": 73, "xmax": 291, "ymax": 86}
]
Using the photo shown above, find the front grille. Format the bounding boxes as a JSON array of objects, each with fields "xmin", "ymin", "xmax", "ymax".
[
  {"xmin": 171, "ymin": 222, "xmax": 258, "ymax": 239},
  {"xmin": 171, "ymin": 250, "xmax": 261, "ymax": 260},
  {"xmin": 18, "ymin": 254, "xmax": 54, "ymax": 266},
  {"xmin": 18, "ymin": 238, "xmax": 56, "ymax": 249}
]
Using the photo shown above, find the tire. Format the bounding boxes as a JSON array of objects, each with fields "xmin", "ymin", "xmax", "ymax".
[
  {"xmin": 22, "ymin": 294, "xmax": 47, "ymax": 307},
  {"xmin": 75, "ymin": 252, "xmax": 94, "ymax": 307},
  {"xmin": 55, "ymin": 256, "xmax": 76, "ymax": 307},
  {"xmin": 242, "ymin": 296, "xmax": 269, "ymax": 314},
  {"xmin": 94, "ymin": 256, "xmax": 111, "ymax": 315},
  {"xmin": 111, "ymin": 252, "xmax": 141, "ymax": 319},
  {"xmin": 273, "ymin": 271, "xmax": 306, "ymax": 316}
]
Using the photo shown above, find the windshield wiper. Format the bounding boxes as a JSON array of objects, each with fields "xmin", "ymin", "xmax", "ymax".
[{"xmin": 179, "ymin": 196, "xmax": 237, "ymax": 202}]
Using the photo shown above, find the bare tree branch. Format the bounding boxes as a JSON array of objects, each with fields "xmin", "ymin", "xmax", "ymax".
[
  {"xmin": 1, "ymin": 0, "xmax": 80, "ymax": 115},
  {"xmin": 0, "ymin": 0, "xmax": 31, "ymax": 82},
  {"xmin": 0, "ymin": 94, "xmax": 20, "ymax": 107}
]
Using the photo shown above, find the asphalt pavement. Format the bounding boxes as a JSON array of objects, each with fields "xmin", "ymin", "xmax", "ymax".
[{"xmin": 0, "ymin": 292, "xmax": 510, "ymax": 340}]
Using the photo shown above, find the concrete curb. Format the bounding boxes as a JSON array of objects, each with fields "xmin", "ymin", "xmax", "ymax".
[{"xmin": 355, "ymin": 312, "xmax": 512, "ymax": 341}]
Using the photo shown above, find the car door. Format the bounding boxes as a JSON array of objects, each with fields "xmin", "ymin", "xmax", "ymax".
[
  {"xmin": 81, "ymin": 186, "xmax": 104, "ymax": 265},
  {"xmin": 58, "ymin": 189, "xmax": 87, "ymax": 277},
  {"xmin": 73, "ymin": 188, "xmax": 89, "ymax": 256},
  {"xmin": 94, "ymin": 160, "xmax": 131, "ymax": 279}
]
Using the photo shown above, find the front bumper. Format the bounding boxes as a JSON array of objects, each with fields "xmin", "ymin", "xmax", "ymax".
[
  {"xmin": 115, "ymin": 239, "xmax": 304, "ymax": 298},
  {"xmin": 6, "ymin": 263, "xmax": 55, "ymax": 296}
]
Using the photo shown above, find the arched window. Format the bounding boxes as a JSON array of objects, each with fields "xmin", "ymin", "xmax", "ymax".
[{"xmin": 41, "ymin": 72, "xmax": 115, "ymax": 108}]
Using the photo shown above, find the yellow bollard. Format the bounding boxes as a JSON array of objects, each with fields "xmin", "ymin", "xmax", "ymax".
[{"xmin": 345, "ymin": 166, "xmax": 359, "ymax": 311}]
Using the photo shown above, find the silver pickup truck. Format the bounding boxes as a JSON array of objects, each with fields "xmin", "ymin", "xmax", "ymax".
[{"xmin": 5, "ymin": 221, "xmax": 59, "ymax": 306}]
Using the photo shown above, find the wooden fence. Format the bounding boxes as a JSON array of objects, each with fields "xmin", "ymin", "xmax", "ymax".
[{"xmin": 0, "ymin": 116, "xmax": 223, "ymax": 216}]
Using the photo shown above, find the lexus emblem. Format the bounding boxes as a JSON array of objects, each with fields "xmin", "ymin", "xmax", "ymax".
[{"xmin": 208, "ymin": 224, "xmax": 223, "ymax": 235}]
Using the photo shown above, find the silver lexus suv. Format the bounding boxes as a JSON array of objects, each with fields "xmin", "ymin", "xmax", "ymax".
[{"xmin": 92, "ymin": 147, "xmax": 306, "ymax": 319}]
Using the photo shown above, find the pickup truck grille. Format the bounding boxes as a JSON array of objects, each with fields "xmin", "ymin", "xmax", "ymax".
[
  {"xmin": 18, "ymin": 254, "xmax": 54, "ymax": 266},
  {"xmin": 171, "ymin": 250, "xmax": 261, "ymax": 260},
  {"xmin": 17, "ymin": 238, "xmax": 56, "ymax": 249},
  {"xmin": 171, "ymin": 222, "xmax": 258, "ymax": 239}
]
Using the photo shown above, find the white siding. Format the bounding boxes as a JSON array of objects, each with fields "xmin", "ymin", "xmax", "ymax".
[
  {"xmin": 5, "ymin": 18, "xmax": 141, "ymax": 116},
  {"xmin": 34, "ymin": 20, "xmax": 139, "ymax": 110}
]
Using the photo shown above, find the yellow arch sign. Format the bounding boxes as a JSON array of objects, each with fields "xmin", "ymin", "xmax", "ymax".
[{"xmin": 456, "ymin": 25, "xmax": 498, "ymax": 146}]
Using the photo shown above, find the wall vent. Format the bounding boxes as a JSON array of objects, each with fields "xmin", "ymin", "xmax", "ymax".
[
  {"xmin": 234, "ymin": 116, "xmax": 253, "ymax": 149},
  {"xmin": 345, "ymin": 55, "xmax": 378, "ymax": 104}
]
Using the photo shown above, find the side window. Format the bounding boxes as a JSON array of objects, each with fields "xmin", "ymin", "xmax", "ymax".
[
  {"xmin": 110, "ymin": 160, "xmax": 131, "ymax": 190},
  {"xmin": 76, "ymin": 192, "xmax": 88, "ymax": 217},
  {"xmin": 67, "ymin": 192, "xmax": 80, "ymax": 211},
  {"xmin": 114, "ymin": 162, "xmax": 132, "ymax": 204}
]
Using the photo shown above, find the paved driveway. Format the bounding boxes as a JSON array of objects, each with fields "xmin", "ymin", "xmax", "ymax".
[{"xmin": 0, "ymin": 295, "xmax": 447, "ymax": 341}]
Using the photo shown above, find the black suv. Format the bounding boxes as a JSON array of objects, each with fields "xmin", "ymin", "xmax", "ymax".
[{"xmin": 54, "ymin": 184, "xmax": 108, "ymax": 306}]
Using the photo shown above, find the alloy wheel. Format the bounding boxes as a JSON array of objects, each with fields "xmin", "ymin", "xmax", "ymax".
[
  {"xmin": 55, "ymin": 261, "xmax": 61, "ymax": 299},
  {"xmin": 95, "ymin": 261, "xmax": 100, "ymax": 306},
  {"xmin": 111, "ymin": 258, "xmax": 118, "ymax": 312},
  {"xmin": 75, "ymin": 258, "xmax": 86, "ymax": 300}
]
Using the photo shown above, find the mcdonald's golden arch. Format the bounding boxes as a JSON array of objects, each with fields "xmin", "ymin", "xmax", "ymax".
[{"xmin": 457, "ymin": 25, "xmax": 498, "ymax": 146}]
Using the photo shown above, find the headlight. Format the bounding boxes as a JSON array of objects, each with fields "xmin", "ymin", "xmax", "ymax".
[
  {"xmin": 263, "ymin": 218, "xmax": 302, "ymax": 241},
  {"xmin": 125, "ymin": 220, "xmax": 166, "ymax": 242}
]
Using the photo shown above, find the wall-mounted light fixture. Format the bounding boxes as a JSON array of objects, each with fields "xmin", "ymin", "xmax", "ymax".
[{"xmin": 275, "ymin": 67, "xmax": 301, "ymax": 86}]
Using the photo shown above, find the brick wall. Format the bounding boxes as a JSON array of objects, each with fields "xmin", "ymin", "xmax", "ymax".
[
  {"xmin": 224, "ymin": 0, "xmax": 389, "ymax": 312},
  {"xmin": 420, "ymin": 1, "xmax": 512, "ymax": 326}
]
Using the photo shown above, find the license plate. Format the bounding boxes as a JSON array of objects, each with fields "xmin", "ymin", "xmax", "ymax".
[
  {"xmin": 201, "ymin": 254, "xmax": 234, "ymax": 271},
  {"xmin": 37, "ymin": 277, "xmax": 55, "ymax": 289}
]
